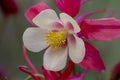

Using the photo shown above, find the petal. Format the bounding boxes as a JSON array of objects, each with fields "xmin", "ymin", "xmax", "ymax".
[
  {"xmin": 23, "ymin": 28, "xmax": 48, "ymax": 52},
  {"xmin": 43, "ymin": 47, "xmax": 68, "ymax": 71},
  {"xmin": 51, "ymin": 22, "xmax": 64, "ymax": 31},
  {"xmin": 25, "ymin": 2, "xmax": 50, "ymax": 24},
  {"xmin": 55, "ymin": 0, "xmax": 81, "ymax": 17},
  {"xmin": 33, "ymin": 9, "xmax": 59, "ymax": 29},
  {"xmin": 79, "ymin": 42, "xmax": 105, "ymax": 72},
  {"xmin": 60, "ymin": 13, "xmax": 80, "ymax": 33},
  {"xmin": 68, "ymin": 35, "xmax": 85, "ymax": 63},
  {"xmin": 76, "ymin": 9, "xmax": 106, "ymax": 24},
  {"xmin": 80, "ymin": 18, "xmax": 120, "ymax": 41}
]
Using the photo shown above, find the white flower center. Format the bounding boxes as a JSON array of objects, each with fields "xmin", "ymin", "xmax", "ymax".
[{"xmin": 45, "ymin": 31, "xmax": 67, "ymax": 50}]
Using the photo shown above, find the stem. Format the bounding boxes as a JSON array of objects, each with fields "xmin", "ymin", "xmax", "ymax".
[
  {"xmin": 23, "ymin": 45, "xmax": 39, "ymax": 74},
  {"xmin": 19, "ymin": 66, "xmax": 41, "ymax": 80}
]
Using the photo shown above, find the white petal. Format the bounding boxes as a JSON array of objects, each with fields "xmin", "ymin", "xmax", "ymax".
[
  {"xmin": 43, "ymin": 47, "xmax": 68, "ymax": 71},
  {"xmin": 68, "ymin": 35, "xmax": 85, "ymax": 63},
  {"xmin": 32, "ymin": 9, "xmax": 59, "ymax": 30},
  {"xmin": 23, "ymin": 27, "xmax": 48, "ymax": 52},
  {"xmin": 60, "ymin": 13, "xmax": 80, "ymax": 33}
]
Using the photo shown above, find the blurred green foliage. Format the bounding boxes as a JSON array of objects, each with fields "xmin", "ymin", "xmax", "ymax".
[{"xmin": 0, "ymin": 0, "xmax": 120, "ymax": 80}]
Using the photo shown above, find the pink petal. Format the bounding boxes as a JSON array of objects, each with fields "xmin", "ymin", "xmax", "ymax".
[
  {"xmin": 79, "ymin": 18, "xmax": 120, "ymax": 41},
  {"xmin": 78, "ymin": 42, "xmax": 105, "ymax": 72},
  {"xmin": 55, "ymin": 0, "xmax": 81, "ymax": 17},
  {"xmin": 76, "ymin": 9, "xmax": 106, "ymax": 24},
  {"xmin": 25, "ymin": 2, "xmax": 50, "ymax": 24}
]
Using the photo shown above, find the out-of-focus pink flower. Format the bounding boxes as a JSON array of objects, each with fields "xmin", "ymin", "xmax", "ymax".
[
  {"xmin": 24, "ymin": 0, "xmax": 120, "ymax": 73},
  {"xmin": 109, "ymin": 62, "xmax": 120, "ymax": 80},
  {"xmin": 0, "ymin": 0, "xmax": 18, "ymax": 17}
]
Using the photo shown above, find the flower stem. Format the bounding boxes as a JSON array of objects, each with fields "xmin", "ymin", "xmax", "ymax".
[
  {"xmin": 19, "ymin": 66, "xmax": 41, "ymax": 80},
  {"xmin": 23, "ymin": 45, "xmax": 39, "ymax": 74}
]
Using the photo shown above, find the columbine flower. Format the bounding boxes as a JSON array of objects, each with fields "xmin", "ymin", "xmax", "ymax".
[
  {"xmin": 23, "ymin": 0, "xmax": 120, "ymax": 72},
  {"xmin": 0, "ymin": 0, "xmax": 18, "ymax": 17},
  {"xmin": 24, "ymin": 1, "xmax": 105, "ymax": 72},
  {"xmin": 23, "ymin": 9, "xmax": 85, "ymax": 71}
]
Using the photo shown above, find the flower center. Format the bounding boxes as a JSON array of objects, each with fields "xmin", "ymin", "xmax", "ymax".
[{"xmin": 45, "ymin": 31, "xmax": 67, "ymax": 50}]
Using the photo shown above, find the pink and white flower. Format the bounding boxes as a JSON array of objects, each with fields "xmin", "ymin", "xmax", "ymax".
[
  {"xmin": 23, "ymin": 9, "xmax": 85, "ymax": 71},
  {"xmin": 23, "ymin": 0, "xmax": 120, "ymax": 73}
]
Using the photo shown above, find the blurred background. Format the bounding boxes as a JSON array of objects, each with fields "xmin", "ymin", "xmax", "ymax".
[{"xmin": 0, "ymin": 0, "xmax": 120, "ymax": 80}]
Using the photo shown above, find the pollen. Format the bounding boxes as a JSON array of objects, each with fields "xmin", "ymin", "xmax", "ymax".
[{"xmin": 45, "ymin": 31, "xmax": 67, "ymax": 50}]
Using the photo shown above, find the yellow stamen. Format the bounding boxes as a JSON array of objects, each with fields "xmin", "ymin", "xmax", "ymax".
[{"xmin": 45, "ymin": 31, "xmax": 67, "ymax": 50}]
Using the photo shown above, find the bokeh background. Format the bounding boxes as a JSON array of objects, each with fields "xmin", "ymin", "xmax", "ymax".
[{"xmin": 0, "ymin": 0, "xmax": 120, "ymax": 80}]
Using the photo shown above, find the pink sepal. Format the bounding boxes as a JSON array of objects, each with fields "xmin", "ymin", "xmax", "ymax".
[
  {"xmin": 79, "ymin": 42, "xmax": 105, "ymax": 72},
  {"xmin": 55, "ymin": 0, "xmax": 81, "ymax": 17},
  {"xmin": 80, "ymin": 18, "xmax": 120, "ymax": 41},
  {"xmin": 25, "ymin": 2, "xmax": 50, "ymax": 24}
]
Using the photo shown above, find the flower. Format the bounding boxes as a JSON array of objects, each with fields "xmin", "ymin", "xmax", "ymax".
[
  {"xmin": 23, "ymin": 0, "xmax": 120, "ymax": 72},
  {"xmin": 0, "ymin": 0, "xmax": 18, "ymax": 17},
  {"xmin": 23, "ymin": 9, "xmax": 85, "ymax": 71}
]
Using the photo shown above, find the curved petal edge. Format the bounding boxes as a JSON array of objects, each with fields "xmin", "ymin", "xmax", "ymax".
[{"xmin": 78, "ymin": 42, "xmax": 105, "ymax": 72}]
